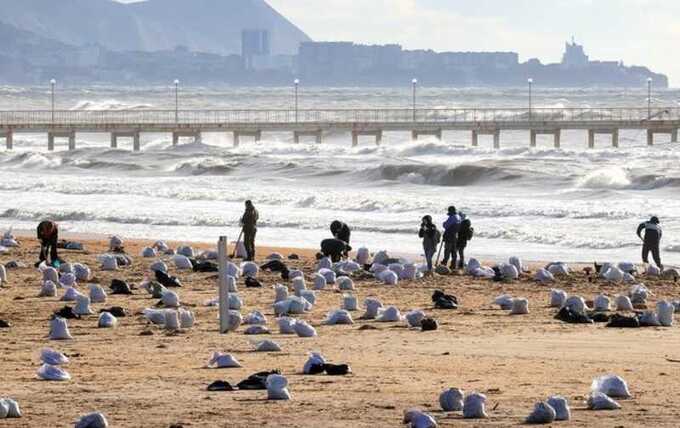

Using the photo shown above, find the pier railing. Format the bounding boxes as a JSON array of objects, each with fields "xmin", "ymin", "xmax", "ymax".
[{"xmin": 1, "ymin": 107, "xmax": 679, "ymax": 126}]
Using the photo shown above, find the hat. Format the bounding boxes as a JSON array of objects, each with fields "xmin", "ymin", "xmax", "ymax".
[{"xmin": 447, "ymin": 206, "xmax": 457, "ymax": 215}]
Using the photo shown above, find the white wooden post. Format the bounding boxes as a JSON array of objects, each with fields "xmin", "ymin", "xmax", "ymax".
[{"xmin": 218, "ymin": 236, "xmax": 230, "ymax": 333}]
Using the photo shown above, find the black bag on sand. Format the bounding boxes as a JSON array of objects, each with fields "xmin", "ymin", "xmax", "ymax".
[
  {"xmin": 207, "ymin": 380, "xmax": 235, "ymax": 392},
  {"xmin": 54, "ymin": 306, "xmax": 80, "ymax": 319},
  {"xmin": 324, "ymin": 363, "xmax": 351, "ymax": 376},
  {"xmin": 421, "ymin": 318, "xmax": 438, "ymax": 331},
  {"xmin": 192, "ymin": 260, "xmax": 217, "ymax": 273},
  {"xmin": 554, "ymin": 307, "xmax": 593, "ymax": 324},
  {"xmin": 606, "ymin": 314, "xmax": 640, "ymax": 328},
  {"xmin": 100, "ymin": 306, "xmax": 126, "ymax": 317},
  {"xmin": 245, "ymin": 277, "xmax": 263, "ymax": 288},
  {"xmin": 110, "ymin": 279, "xmax": 133, "ymax": 295},
  {"xmin": 236, "ymin": 370, "xmax": 281, "ymax": 390},
  {"xmin": 432, "ymin": 290, "xmax": 458, "ymax": 310},
  {"xmin": 155, "ymin": 270, "xmax": 182, "ymax": 288}
]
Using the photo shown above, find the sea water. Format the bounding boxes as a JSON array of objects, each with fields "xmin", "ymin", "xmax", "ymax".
[{"xmin": 1, "ymin": 85, "xmax": 679, "ymax": 264}]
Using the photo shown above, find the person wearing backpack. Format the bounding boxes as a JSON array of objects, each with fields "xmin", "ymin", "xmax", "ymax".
[
  {"xmin": 456, "ymin": 214, "xmax": 474, "ymax": 269},
  {"xmin": 419, "ymin": 215, "xmax": 440, "ymax": 272},
  {"xmin": 441, "ymin": 206, "xmax": 462, "ymax": 269}
]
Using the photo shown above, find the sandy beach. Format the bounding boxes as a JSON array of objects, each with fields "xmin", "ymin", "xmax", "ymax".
[{"xmin": 1, "ymin": 236, "xmax": 680, "ymax": 427}]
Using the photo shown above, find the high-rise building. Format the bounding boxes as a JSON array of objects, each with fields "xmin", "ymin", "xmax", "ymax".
[{"xmin": 241, "ymin": 29, "xmax": 271, "ymax": 70}]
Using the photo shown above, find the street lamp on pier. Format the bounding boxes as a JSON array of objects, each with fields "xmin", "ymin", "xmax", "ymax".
[
  {"xmin": 50, "ymin": 79, "xmax": 56, "ymax": 124},
  {"xmin": 528, "ymin": 78, "xmax": 533, "ymax": 121},
  {"xmin": 174, "ymin": 79, "xmax": 180, "ymax": 124},
  {"xmin": 647, "ymin": 77, "xmax": 652, "ymax": 119},
  {"xmin": 412, "ymin": 78, "xmax": 418, "ymax": 122},
  {"xmin": 294, "ymin": 78, "xmax": 300, "ymax": 123}
]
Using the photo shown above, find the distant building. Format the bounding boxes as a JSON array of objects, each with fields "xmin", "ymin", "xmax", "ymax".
[
  {"xmin": 241, "ymin": 29, "xmax": 271, "ymax": 70},
  {"xmin": 561, "ymin": 37, "xmax": 589, "ymax": 68}
]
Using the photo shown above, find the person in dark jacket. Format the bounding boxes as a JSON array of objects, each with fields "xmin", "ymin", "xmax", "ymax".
[
  {"xmin": 320, "ymin": 238, "xmax": 351, "ymax": 263},
  {"xmin": 637, "ymin": 216, "xmax": 663, "ymax": 270},
  {"xmin": 37, "ymin": 220, "xmax": 61, "ymax": 267},
  {"xmin": 441, "ymin": 206, "xmax": 461, "ymax": 269},
  {"xmin": 330, "ymin": 220, "xmax": 351, "ymax": 257},
  {"xmin": 240, "ymin": 200, "xmax": 259, "ymax": 261},
  {"xmin": 419, "ymin": 215, "xmax": 440, "ymax": 272},
  {"xmin": 456, "ymin": 215, "xmax": 474, "ymax": 269}
]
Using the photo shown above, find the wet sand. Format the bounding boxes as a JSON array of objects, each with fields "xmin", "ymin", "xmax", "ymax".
[{"xmin": 1, "ymin": 237, "xmax": 680, "ymax": 427}]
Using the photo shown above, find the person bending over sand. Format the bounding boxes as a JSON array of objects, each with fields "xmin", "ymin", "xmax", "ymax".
[{"xmin": 36, "ymin": 220, "xmax": 62, "ymax": 267}]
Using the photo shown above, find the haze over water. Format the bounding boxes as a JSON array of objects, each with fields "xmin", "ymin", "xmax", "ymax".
[{"xmin": 1, "ymin": 85, "xmax": 680, "ymax": 265}]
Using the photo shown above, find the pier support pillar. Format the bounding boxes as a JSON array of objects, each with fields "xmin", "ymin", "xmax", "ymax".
[
  {"xmin": 647, "ymin": 129, "xmax": 654, "ymax": 146},
  {"xmin": 472, "ymin": 130, "xmax": 479, "ymax": 147},
  {"xmin": 588, "ymin": 130, "xmax": 595, "ymax": 149},
  {"xmin": 233, "ymin": 131, "xmax": 261, "ymax": 147},
  {"xmin": 68, "ymin": 134, "xmax": 76, "ymax": 151},
  {"xmin": 133, "ymin": 133, "xmax": 140, "ymax": 152},
  {"xmin": 554, "ymin": 130, "xmax": 561, "ymax": 149},
  {"xmin": 173, "ymin": 133, "xmax": 179, "ymax": 146},
  {"xmin": 293, "ymin": 130, "xmax": 322, "ymax": 144},
  {"xmin": 672, "ymin": 129, "xmax": 678, "ymax": 143},
  {"xmin": 48, "ymin": 134, "xmax": 55, "ymax": 151},
  {"xmin": 612, "ymin": 129, "xmax": 619, "ymax": 148},
  {"xmin": 530, "ymin": 130, "xmax": 537, "ymax": 148},
  {"xmin": 352, "ymin": 130, "xmax": 383, "ymax": 147},
  {"xmin": 110, "ymin": 134, "xmax": 118, "ymax": 149},
  {"xmin": 529, "ymin": 129, "xmax": 561, "ymax": 148},
  {"xmin": 412, "ymin": 129, "xmax": 442, "ymax": 141},
  {"xmin": 1, "ymin": 131, "xmax": 12, "ymax": 150},
  {"xmin": 172, "ymin": 131, "xmax": 201, "ymax": 147},
  {"xmin": 493, "ymin": 130, "xmax": 500, "ymax": 149}
]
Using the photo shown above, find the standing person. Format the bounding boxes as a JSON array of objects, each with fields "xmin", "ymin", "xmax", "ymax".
[
  {"xmin": 240, "ymin": 200, "xmax": 259, "ymax": 261},
  {"xmin": 637, "ymin": 216, "xmax": 663, "ymax": 270},
  {"xmin": 36, "ymin": 220, "xmax": 61, "ymax": 267},
  {"xmin": 419, "ymin": 215, "xmax": 440, "ymax": 272},
  {"xmin": 456, "ymin": 214, "xmax": 474, "ymax": 269},
  {"xmin": 441, "ymin": 206, "xmax": 461, "ymax": 269},
  {"xmin": 330, "ymin": 220, "xmax": 351, "ymax": 257}
]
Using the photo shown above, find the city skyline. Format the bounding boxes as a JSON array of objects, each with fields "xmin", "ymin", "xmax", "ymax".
[{"xmin": 263, "ymin": 0, "xmax": 680, "ymax": 86}]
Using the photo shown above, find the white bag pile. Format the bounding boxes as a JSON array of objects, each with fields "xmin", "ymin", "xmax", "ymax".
[
  {"xmin": 254, "ymin": 340, "xmax": 281, "ymax": 352},
  {"xmin": 362, "ymin": 298, "xmax": 383, "ymax": 319},
  {"xmin": 274, "ymin": 284, "xmax": 288, "ymax": 303},
  {"xmin": 39, "ymin": 281, "xmax": 57, "ymax": 297},
  {"xmin": 313, "ymin": 273, "xmax": 327, "ymax": 290},
  {"xmin": 266, "ymin": 374, "xmax": 291, "ymax": 400},
  {"xmin": 563, "ymin": 296, "xmax": 587, "ymax": 314},
  {"xmin": 535, "ymin": 269, "xmax": 555, "ymax": 283},
  {"xmin": 403, "ymin": 409, "xmax": 437, "ymax": 428},
  {"xmin": 549, "ymin": 289, "xmax": 568, "ymax": 308},
  {"xmin": 547, "ymin": 395, "xmax": 571, "ymax": 421},
  {"xmin": 494, "ymin": 294, "xmax": 514, "ymax": 310},
  {"xmin": 41, "ymin": 348, "xmax": 69, "ymax": 365},
  {"xmin": 37, "ymin": 363, "xmax": 71, "ymax": 381},
  {"xmin": 89, "ymin": 284, "xmax": 107, "ymax": 303},
  {"xmin": 277, "ymin": 317, "xmax": 297, "ymax": 334},
  {"xmin": 463, "ymin": 392, "xmax": 488, "ymax": 419},
  {"xmin": 149, "ymin": 260, "xmax": 167, "ymax": 273},
  {"xmin": 356, "ymin": 247, "xmax": 370, "ymax": 265},
  {"xmin": 207, "ymin": 352, "xmax": 241, "ymax": 368},
  {"xmin": 439, "ymin": 388, "xmax": 464, "ymax": 411},
  {"xmin": 98, "ymin": 312, "xmax": 117, "ymax": 328},
  {"xmin": 317, "ymin": 257, "xmax": 332, "ymax": 271},
  {"xmin": 591, "ymin": 374, "xmax": 631, "ymax": 398},
  {"xmin": 243, "ymin": 311, "xmax": 267, "ymax": 326},
  {"xmin": 303, "ymin": 352, "xmax": 325, "ymax": 374},
  {"xmin": 161, "ymin": 290, "xmax": 180, "ymax": 308},
  {"xmin": 73, "ymin": 264, "xmax": 91, "ymax": 281},
  {"xmin": 142, "ymin": 247, "xmax": 157, "ymax": 258},
  {"xmin": 376, "ymin": 306, "xmax": 402, "ymax": 322},
  {"xmin": 377, "ymin": 269, "xmax": 398, "ymax": 285},
  {"xmin": 0, "ymin": 398, "xmax": 21, "ymax": 418},
  {"xmin": 241, "ymin": 261, "xmax": 259, "ymax": 278},
  {"xmin": 323, "ymin": 309, "xmax": 354, "ymax": 325},
  {"xmin": 587, "ymin": 392, "xmax": 621, "ymax": 410},
  {"xmin": 75, "ymin": 412, "xmax": 109, "ymax": 428},
  {"xmin": 342, "ymin": 294, "xmax": 358, "ymax": 311},
  {"xmin": 43, "ymin": 267, "xmax": 59, "ymax": 284},
  {"xmin": 293, "ymin": 320, "xmax": 317, "ymax": 337},
  {"xmin": 318, "ymin": 268, "xmax": 336, "ymax": 285},
  {"xmin": 49, "ymin": 317, "xmax": 73, "ymax": 340},
  {"xmin": 292, "ymin": 277, "xmax": 306, "ymax": 296},
  {"xmin": 173, "ymin": 255, "xmax": 193, "ymax": 270},
  {"xmin": 59, "ymin": 273, "xmax": 76, "ymax": 288},
  {"xmin": 61, "ymin": 287, "xmax": 83, "ymax": 302},
  {"xmin": 99, "ymin": 255, "xmax": 118, "ymax": 271},
  {"xmin": 510, "ymin": 298, "xmax": 529, "ymax": 315},
  {"xmin": 177, "ymin": 245, "xmax": 194, "ymax": 258},
  {"xmin": 657, "ymin": 301, "xmax": 674, "ymax": 327}
]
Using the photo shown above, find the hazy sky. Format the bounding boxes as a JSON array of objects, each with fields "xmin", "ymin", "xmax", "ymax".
[{"xmin": 119, "ymin": 0, "xmax": 679, "ymax": 85}]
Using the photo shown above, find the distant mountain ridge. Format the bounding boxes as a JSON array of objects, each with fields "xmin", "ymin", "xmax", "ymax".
[{"xmin": 0, "ymin": 0, "xmax": 311, "ymax": 55}]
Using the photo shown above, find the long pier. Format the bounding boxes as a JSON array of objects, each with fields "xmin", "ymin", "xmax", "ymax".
[{"xmin": 0, "ymin": 107, "xmax": 678, "ymax": 150}]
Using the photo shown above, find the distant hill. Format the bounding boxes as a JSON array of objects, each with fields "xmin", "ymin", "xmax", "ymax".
[{"xmin": 0, "ymin": 0, "xmax": 311, "ymax": 55}]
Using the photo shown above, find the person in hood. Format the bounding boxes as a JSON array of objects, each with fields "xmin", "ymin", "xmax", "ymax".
[
  {"xmin": 456, "ymin": 214, "xmax": 474, "ymax": 269},
  {"xmin": 419, "ymin": 215, "xmax": 440, "ymax": 272},
  {"xmin": 637, "ymin": 216, "xmax": 663, "ymax": 270},
  {"xmin": 37, "ymin": 220, "xmax": 62, "ymax": 267},
  {"xmin": 330, "ymin": 220, "xmax": 351, "ymax": 257},
  {"xmin": 240, "ymin": 200, "xmax": 259, "ymax": 261},
  {"xmin": 441, "ymin": 206, "xmax": 461, "ymax": 269}
]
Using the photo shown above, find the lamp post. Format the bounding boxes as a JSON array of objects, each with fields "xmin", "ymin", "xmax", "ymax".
[
  {"xmin": 173, "ymin": 79, "xmax": 180, "ymax": 124},
  {"xmin": 528, "ymin": 78, "xmax": 533, "ymax": 121},
  {"xmin": 50, "ymin": 79, "xmax": 56, "ymax": 124},
  {"xmin": 294, "ymin": 78, "xmax": 300, "ymax": 123},
  {"xmin": 412, "ymin": 78, "xmax": 418, "ymax": 122},
  {"xmin": 647, "ymin": 77, "xmax": 652, "ymax": 119}
]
